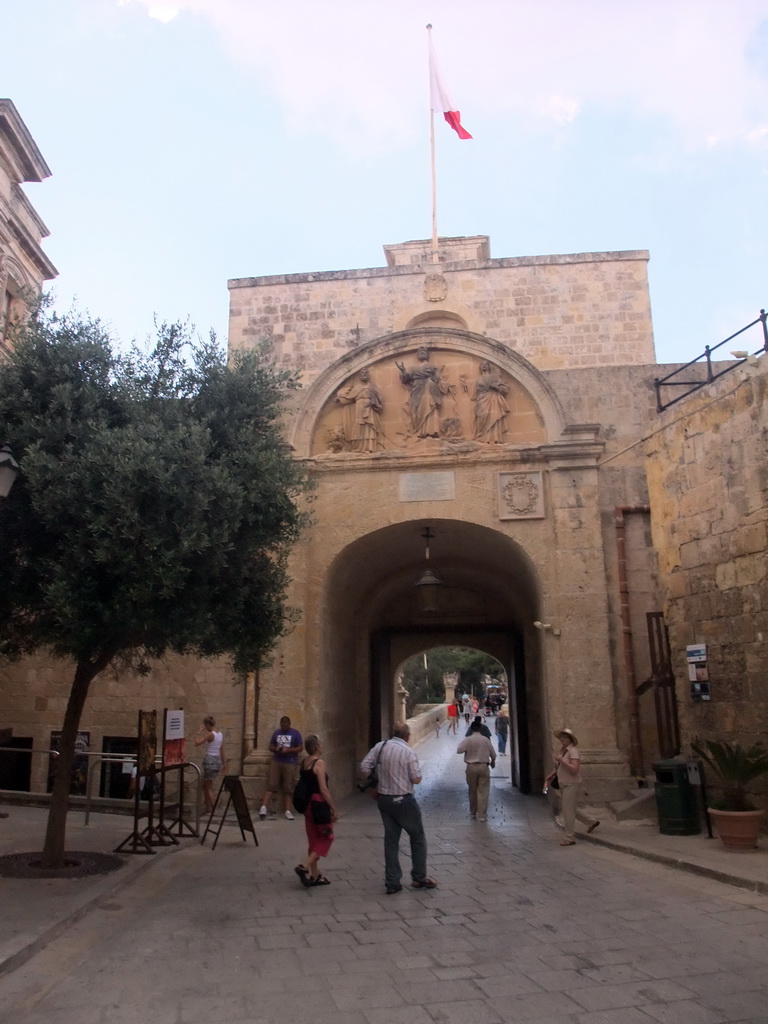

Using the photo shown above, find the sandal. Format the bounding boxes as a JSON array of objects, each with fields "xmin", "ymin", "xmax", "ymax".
[
  {"xmin": 294, "ymin": 865, "xmax": 311, "ymax": 887},
  {"xmin": 560, "ymin": 839, "xmax": 576, "ymax": 846},
  {"xmin": 411, "ymin": 877, "xmax": 438, "ymax": 889},
  {"xmin": 310, "ymin": 875, "xmax": 331, "ymax": 886}
]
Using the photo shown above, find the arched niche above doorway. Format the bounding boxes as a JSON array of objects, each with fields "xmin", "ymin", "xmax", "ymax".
[
  {"xmin": 405, "ymin": 310, "xmax": 469, "ymax": 331},
  {"xmin": 309, "ymin": 346, "xmax": 546, "ymax": 456}
]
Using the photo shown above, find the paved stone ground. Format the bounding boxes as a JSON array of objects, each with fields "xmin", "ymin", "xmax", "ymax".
[{"xmin": 2, "ymin": 732, "xmax": 768, "ymax": 1024}]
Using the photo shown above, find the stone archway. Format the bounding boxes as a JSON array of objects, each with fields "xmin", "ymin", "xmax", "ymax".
[{"xmin": 320, "ymin": 519, "xmax": 545, "ymax": 795}]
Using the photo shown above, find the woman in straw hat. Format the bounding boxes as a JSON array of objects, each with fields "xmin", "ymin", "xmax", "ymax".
[{"xmin": 547, "ymin": 729, "xmax": 599, "ymax": 846}]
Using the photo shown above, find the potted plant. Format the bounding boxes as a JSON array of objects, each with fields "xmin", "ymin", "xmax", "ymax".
[{"xmin": 691, "ymin": 738, "xmax": 768, "ymax": 851}]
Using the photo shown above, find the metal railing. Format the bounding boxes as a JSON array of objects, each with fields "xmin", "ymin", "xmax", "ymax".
[
  {"xmin": 82, "ymin": 755, "xmax": 202, "ymax": 834},
  {"xmin": 0, "ymin": 747, "xmax": 202, "ymax": 835},
  {"xmin": 654, "ymin": 309, "xmax": 767, "ymax": 413}
]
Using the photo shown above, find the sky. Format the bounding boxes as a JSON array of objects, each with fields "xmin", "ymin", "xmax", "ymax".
[{"xmin": 4, "ymin": 0, "xmax": 768, "ymax": 363}]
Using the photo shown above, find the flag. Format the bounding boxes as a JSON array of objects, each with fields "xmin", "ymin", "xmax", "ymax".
[{"xmin": 428, "ymin": 34, "xmax": 472, "ymax": 139}]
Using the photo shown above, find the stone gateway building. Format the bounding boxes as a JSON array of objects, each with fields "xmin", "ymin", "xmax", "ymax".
[
  {"xmin": 227, "ymin": 234, "xmax": 720, "ymax": 806},
  {"xmin": 2, "ymin": 227, "xmax": 766, "ymax": 813}
]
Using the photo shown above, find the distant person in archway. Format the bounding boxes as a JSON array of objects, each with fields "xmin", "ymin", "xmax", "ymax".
[
  {"xmin": 547, "ymin": 729, "xmax": 600, "ymax": 846},
  {"xmin": 360, "ymin": 723, "xmax": 437, "ymax": 895},
  {"xmin": 446, "ymin": 701, "xmax": 458, "ymax": 735},
  {"xmin": 495, "ymin": 708, "xmax": 510, "ymax": 756},
  {"xmin": 466, "ymin": 715, "xmax": 492, "ymax": 739},
  {"xmin": 461, "ymin": 694, "xmax": 471, "ymax": 722},
  {"xmin": 457, "ymin": 718, "xmax": 496, "ymax": 821}
]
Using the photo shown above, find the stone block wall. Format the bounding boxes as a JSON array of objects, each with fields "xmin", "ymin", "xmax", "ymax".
[
  {"xmin": 0, "ymin": 652, "xmax": 244, "ymax": 795},
  {"xmin": 228, "ymin": 241, "xmax": 655, "ymax": 381},
  {"xmin": 645, "ymin": 361, "xmax": 768, "ymax": 761}
]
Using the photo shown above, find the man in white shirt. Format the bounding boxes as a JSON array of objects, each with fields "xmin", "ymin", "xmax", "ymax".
[
  {"xmin": 360, "ymin": 722, "xmax": 437, "ymax": 895},
  {"xmin": 457, "ymin": 719, "xmax": 496, "ymax": 821}
]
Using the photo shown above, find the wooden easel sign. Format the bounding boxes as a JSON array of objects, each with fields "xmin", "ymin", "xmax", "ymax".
[{"xmin": 200, "ymin": 775, "xmax": 258, "ymax": 850}]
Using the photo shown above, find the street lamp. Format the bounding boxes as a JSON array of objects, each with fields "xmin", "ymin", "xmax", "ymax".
[{"xmin": 0, "ymin": 445, "xmax": 20, "ymax": 498}]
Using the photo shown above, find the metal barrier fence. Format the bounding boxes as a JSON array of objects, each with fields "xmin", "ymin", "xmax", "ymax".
[{"xmin": 0, "ymin": 746, "xmax": 203, "ymax": 835}]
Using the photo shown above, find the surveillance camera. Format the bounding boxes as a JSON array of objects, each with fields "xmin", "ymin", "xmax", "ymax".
[
  {"xmin": 731, "ymin": 350, "xmax": 748, "ymax": 359},
  {"xmin": 533, "ymin": 621, "xmax": 552, "ymax": 630}
]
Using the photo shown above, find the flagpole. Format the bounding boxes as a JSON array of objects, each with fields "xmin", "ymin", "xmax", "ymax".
[{"xmin": 427, "ymin": 24, "xmax": 439, "ymax": 263}]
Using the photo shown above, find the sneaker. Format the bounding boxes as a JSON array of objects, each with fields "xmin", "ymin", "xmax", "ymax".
[
  {"xmin": 478, "ymin": 816, "xmax": 487, "ymax": 822},
  {"xmin": 259, "ymin": 805, "xmax": 268, "ymax": 820},
  {"xmin": 284, "ymin": 810, "xmax": 295, "ymax": 821}
]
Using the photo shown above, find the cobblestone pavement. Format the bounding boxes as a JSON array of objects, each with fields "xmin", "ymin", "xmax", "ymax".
[{"xmin": 2, "ymin": 732, "xmax": 768, "ymax": 1024}]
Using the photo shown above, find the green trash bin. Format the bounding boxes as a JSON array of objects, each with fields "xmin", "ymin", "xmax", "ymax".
[{"xmin": 653, "ymin": 759, "xmax": 701, "ymax": 835}]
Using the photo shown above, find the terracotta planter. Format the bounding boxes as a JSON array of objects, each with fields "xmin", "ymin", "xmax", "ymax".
[{"xmin": 708, "ymin": 808, "xmax": 765, "ymax": 851}]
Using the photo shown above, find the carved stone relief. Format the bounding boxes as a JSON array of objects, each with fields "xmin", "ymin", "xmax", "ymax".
[
  {"xmin": 424, "ymin": 273, "xmax": 447, "ymax": 302},
  {"xmin": 497, "ymin": 472, "xmax": 545, "ymax": 519},
  {"xmin": 333, "ymin": 367, "xmax": 384, "ymax": 453},
  {"xmin": 314, "ymin": 347, "xmax": 545, "ymax": 456}
]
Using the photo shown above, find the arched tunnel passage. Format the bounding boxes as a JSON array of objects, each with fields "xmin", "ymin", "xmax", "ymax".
[
  {"xmin": 321, "ymin": 518, "xmax": 546, "ymax": 795},
  {"xmin": 396, "ymin": 645, "xmax": 508, "ymax": 713}
]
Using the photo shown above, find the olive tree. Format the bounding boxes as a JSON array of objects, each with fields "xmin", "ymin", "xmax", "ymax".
[{"xmin": 0, "ymin": 310, "xmax": 310, "ymax": 867}]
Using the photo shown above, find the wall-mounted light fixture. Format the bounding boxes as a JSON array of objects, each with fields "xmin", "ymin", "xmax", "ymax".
[
  {"xmin": 731, "ymin": 349, "xmax": 761, "ymax": 366},
  {"xmin": 533, "ymin": 620, "xmax": 561, "ymax": 637}
]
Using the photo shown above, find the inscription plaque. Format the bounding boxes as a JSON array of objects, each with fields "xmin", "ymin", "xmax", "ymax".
[{"xmin": 399, "ymin": 472, "xmax": 456, "ymax": 503}]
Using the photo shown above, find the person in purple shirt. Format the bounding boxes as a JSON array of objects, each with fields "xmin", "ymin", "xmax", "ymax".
[{"xmin": 259, "ymin": 716, "xmax": 303, "ymax": 820}]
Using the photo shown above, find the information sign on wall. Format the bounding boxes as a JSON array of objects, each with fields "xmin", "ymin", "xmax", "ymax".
[{"xmin": 687, "ymin": 643, "xmax": 711, "ymax": 701}]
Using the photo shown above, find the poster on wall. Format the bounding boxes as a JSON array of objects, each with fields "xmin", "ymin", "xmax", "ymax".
[
  {"xmin": 47, "ymin": 731, "xmax": 90, "ymax": 794},
  {"xmin": 687, "ymin": 643, "xmax": 711, "ymax": 702},
  {"xmin": 163, "ymin": 709, "xmax": 186, "ymax": 766},
  {"xmin": 138, "ymin": 710, "xmax": 158, "ymax": 776}
]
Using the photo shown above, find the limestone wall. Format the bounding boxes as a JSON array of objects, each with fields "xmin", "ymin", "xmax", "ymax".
[
  {"xmin": 645, "ymin": 360, "xmax": 768, "ymax": 756},
  {"xmin": 228, "ymin": 242, "xmax": 654, "ymax": 378},
  {"xmin": 0, "ymin": 652, "xmax": 244, "ymax": 795}
]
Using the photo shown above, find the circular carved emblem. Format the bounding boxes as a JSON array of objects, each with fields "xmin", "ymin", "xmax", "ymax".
[
  {"xmin": 503, "ymin": 476, "xmax": 539, "ymax": 515},
  {"xmin": 424, "ymin": 273, "xmax": 447, "ymax": 302}
]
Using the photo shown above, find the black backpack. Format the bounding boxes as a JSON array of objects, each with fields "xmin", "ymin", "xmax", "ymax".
[{"xmin": 292, "ymin": 759, "xmax": 318, "ymax": 814}]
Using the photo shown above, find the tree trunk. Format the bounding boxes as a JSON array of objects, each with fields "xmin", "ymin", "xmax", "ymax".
[{"xmin": 40, "ymin": 654, "xmax": 112, "ymax": 868}]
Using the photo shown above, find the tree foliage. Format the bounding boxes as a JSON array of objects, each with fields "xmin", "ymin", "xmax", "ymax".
[
  {"xmin": 400, "ymin": 646, "xmax": 506, "ymax": 712},
  {"xmin": 0, "ymin": 309, "xmax": 311, "ymax": 864}
]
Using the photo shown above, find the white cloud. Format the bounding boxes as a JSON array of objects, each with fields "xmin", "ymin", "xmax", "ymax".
[
  {"xmin": 146, "ymin": 5, "xmax": 181, "ymax": 22},
  {"xmin": 119, "ymin": 0, "xmax": 180, "ymax": 22},
  {"xmin": 120, "ymin": 0, "xmax": 768, "ymax": 152}
]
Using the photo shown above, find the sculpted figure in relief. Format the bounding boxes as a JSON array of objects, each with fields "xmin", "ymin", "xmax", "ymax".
[
  {"xmin": 473, "ymin": 361, "xmax": 510, "ymax": 443},
  {"xmin": 396, "ymin": 347, "xmax": 450, "ymax": 439},
  {"xmin": 334, "ymin": 368, "xmax": 384, "ymax": 453}
]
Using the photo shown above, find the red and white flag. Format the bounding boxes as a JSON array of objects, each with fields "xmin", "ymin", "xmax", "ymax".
[{"xmin": 428, "ymin": 34, "xmax": 472, "ymax": 140}]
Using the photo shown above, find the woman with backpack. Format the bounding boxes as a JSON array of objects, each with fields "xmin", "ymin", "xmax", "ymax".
[{"xmin": 294, "ymin": 734, "xmax": 338, "ymax": 887}]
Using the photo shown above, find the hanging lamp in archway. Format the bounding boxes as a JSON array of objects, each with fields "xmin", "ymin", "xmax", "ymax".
[{"xmin": 414, "ymin": 526, "xmax": 443, "ymax": 613}]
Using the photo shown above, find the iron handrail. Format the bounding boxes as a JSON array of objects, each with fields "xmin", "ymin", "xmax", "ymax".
[{"xmin": 654, "ymin": 309, "xmax": 767, "ymax": 412}]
